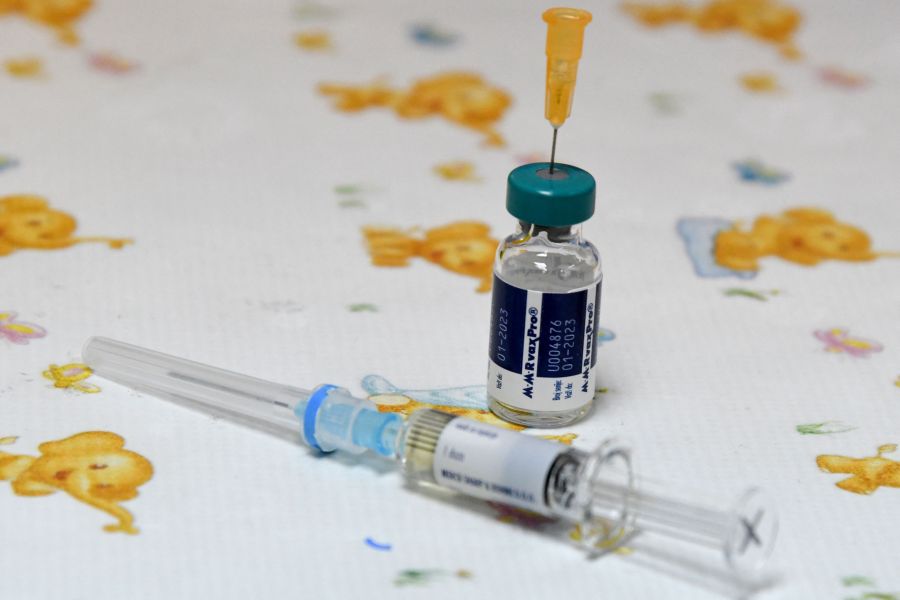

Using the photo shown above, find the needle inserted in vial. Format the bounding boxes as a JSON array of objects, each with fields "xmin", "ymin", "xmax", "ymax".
[
  {"xmin": 83, "ymin": 337, "xmax": 777, "ymax": 580},
  {"xmin": 543, "ymin": 8, "xmax": 592, "ymax": 174},
  {"xmin": 549, "ymin": 127, "xmax": 559, "ymax": 173}
]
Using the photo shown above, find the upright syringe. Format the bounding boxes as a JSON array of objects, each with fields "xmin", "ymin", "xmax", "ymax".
[
  {"xmin": 83, "ymin": 337, "xmax": 776, "ymax": 580},
  {"xmin": 543, "ymin": 7, "xmax": 592, "ymax": 172}
]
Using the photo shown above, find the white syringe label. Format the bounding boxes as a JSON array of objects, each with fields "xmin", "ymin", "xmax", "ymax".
[
  {"xmin": 488, "ymin": 274, "xmax": 601, "ymax": 412},
  {"xmin": 432, "ymin": 417, "xmax": 564, "ymax": 515}
]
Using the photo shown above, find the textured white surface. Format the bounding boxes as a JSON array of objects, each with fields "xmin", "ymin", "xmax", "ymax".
[{"xmin": 1, "ymin": 0, "xmax": 899, "ymax": 598}]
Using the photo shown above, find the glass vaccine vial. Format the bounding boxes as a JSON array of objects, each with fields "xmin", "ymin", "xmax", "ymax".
[{"xmin": 487, "ymin": 162, "xmax": 601, "ymax": 428}]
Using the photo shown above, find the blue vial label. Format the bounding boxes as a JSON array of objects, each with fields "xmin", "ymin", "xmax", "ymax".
[
  {"xmin": 536, "ymin": 288, "xmax": 587, "ymax": 378},
  {"xmin": 488, "ymin": 274, "xmax": 601, "ymax": 412}
]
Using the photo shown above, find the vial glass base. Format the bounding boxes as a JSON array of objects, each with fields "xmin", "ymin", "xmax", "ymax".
[{"xmin": 488, "ymin": 396, "xmax": 591, "ymax": 428}]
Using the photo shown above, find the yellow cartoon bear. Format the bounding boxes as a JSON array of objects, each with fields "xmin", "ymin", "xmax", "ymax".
[
  {"xmin": 622, "ymin": 0, "xmax": 802, "ymax": 59},
  {"xmin": 0, "ymin": 195, "xmax": 131, "ymax": 256},
  {"xmin": 0, "ymin": 432, "xmax": 154, "ymax": 534},
  {"xmin": 363, "ymin": 221, "xmax": 498, "ymax": 292},
  {"xmin": 370, "ymin": 393, "xmax": 525, "ymax": 431},
  {"xmin": 0, "ymin": 0, "xmax": 92, "ymax": 44},
  {"xmin": 319, "ymin": 72, "xmax": 512, "ymax": 146},
  {"xmin": 715, "ymin": 207, "xmax": 896, "ymax": 271},
  {"xmin": 817, "ymin": 444, "xmax": 900, "ymax": 495}
]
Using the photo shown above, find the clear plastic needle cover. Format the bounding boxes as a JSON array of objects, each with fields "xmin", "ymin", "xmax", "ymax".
[
  {"xmin": 82, "ymin": 337, "xmax": 404, "ymax": 456},
  {"xmin": 83, "ymin": 336, "xmax": 309, "ymax": 443},
  {"xmin": 83, "ymin": 336, "xmax": 777, "ymax": 580}
]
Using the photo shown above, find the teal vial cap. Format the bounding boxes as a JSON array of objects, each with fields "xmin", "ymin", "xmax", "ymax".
[{"xmin": 507, "ymin": 162, "xmax": 596, "ymax": 227}]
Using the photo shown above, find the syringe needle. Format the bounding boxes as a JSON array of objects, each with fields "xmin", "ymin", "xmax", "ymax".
[
  {"xmin": 549, "ymin": 127, "xmax": 558, "ymax": 174},
  {"xmin": 543, "ymin": 8, "xmax": 591, "ymax": 146}
]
